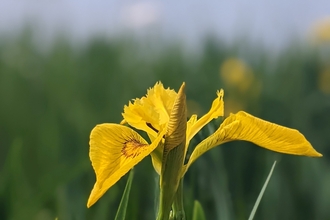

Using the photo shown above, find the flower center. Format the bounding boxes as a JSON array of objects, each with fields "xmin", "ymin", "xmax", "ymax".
[{"xmin": 121, "ymin": 140, "xmax": 148, "ymax": 159}]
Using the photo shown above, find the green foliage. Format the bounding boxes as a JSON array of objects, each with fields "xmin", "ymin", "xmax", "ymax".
[
  {"xmin": 192, "ymin": 201, "xmax": 206, "ymax": 220},
  {"xmin": 0, "ymin": 31, "xmax": 329, "ymax": 220},
  {"xmin": 115, "ymin": 169, "xmax": 134, "ymax": 220},
  {"xmin": 248, "ymin": 161, "xmax": 276, "ymax": 220}
]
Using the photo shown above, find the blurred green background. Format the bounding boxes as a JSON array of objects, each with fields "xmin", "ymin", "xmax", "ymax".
[{"xmin": 0, "ymin": 28, "xmax": 330, "ymax": 220}]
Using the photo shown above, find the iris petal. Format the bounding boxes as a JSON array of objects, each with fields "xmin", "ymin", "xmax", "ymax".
[
  {"xmin": 220, "ymin": 111, "xmax": 322, "ymax": 157},
  {"xmin": 186, "ymin": 90, "xmax": 224, "ymax": 143},
  {"xmin": 145, "ymin": 82, "xmax": 178, "ymax": 126},
  {"xmin": 122, "ymin": 82, "xmax": 177, "ymax": 138},
  {"xmin": 183, "ymin": 111, "xmax": 322, "ymax": 175},
  {"xmin": 87, "ymin": 123, "xmax": 165, "ymax": 207},
  {"xmin": 122, "ymin": 99, "xmax": 159, "ymax": 137}
]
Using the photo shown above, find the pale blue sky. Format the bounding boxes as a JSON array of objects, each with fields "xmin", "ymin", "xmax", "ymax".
[{"xmin": 0, "ymin": 0, "xmax": 329, "ymax": 49}]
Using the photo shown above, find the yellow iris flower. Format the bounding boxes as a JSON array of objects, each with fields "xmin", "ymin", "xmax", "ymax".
[{"xmin": 87, "ymin": 82, "xmax": 322, "ymax": 209}]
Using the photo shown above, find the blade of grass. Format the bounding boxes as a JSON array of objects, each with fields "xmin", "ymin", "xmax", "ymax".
[
  {"xmin": 192, "ymin": 200, "xmax": 206, "ymax": 220},
  {"xmin": 114, "ymin": 169, "xmax": 134, "ymax": 220},
  {"xmin": 248, "ymin": 161, "xmax": 277, "ymax": 220}
]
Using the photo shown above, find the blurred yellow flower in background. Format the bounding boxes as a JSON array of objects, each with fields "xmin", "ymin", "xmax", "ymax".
[
  {"xmin": 219, "ymin": 58, "xmax": 262, "ymax": 114},
  {"xmin": 318, "ymin": 67, "xmax": 330, "ymax": 94},
  {"xmin": 311, "ymin": 17, "xmax": 330, "ymax": 43},
  {"xmin": 220, "ymin": 58, "xmax": 255, "ymax": 93}
]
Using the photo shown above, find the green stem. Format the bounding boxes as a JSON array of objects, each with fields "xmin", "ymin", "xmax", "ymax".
[
  {"xmin": 156, "ymin": 178, "xmax": 186, "ymax": 220},
  {"xmin": 156, "ymin": 187, "xmax": 173, "ymax": 220},
  {"xmin": 171, "ymin": 178, "xmax": 185, "ymax": 220}
]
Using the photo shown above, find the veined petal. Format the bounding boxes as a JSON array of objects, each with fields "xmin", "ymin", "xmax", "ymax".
[
  {"xmin": 186, "ymin": 90, "xmax": 224, "ymax": 143},
  {"xmin": 145, "ymin": 82, "xmax": 178, "ymax": 126},
  {"xmin": 164, "ymin": 82, "xmax": 187, "ymax": 153},
  {"xmin": 122, "ymin": 82, "xmax": 177, "ymax": 137},
  {"xmin": 184, "ymin": 114, "xmax": 198, "ymax": 154},
  {"xmin": 87, "ymin": 123, "xmax": 166, "ymax": 207},
  {"xmin": 219, "ymin": 111, "xmax": 322, "ymax": 157},
  {"xmin": 182, "ymin": 111, "xmax": 322, "ymax": 175},
  {"xmin": 122, "ymin": 99, "xmax": 159, "ymax": 137}
]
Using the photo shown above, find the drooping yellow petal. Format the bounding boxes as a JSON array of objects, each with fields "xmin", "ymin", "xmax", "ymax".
[
  {"xmin": 186, "ymin": 90, "xmax": 224, "ymax": 144},
  {"xmin": 87, "ymin": 123, "xmax": 166, "ymax": 207},
  {"xmin": 122, "ymin": 82, "xmax": 177, "ymax": 138},
  {"xmin": 218, "ymin": 111, "xmax": 322, "ymax": 157},
  {"xmin": 182, "ymin": 111, "xmax": 322, "ymax": 175}
]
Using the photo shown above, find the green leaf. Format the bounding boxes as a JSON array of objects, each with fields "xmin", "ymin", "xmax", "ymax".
[
  {"xmin": 248, "ymin": 161, "xmax": 277, "ymax": 220},
  {"xmin": 114, "ymin": 169, "xmax": 134, "ymax": 220},
  {"xmin": 192, "ymin": 200, "xmax": 206, "ymax": 220}
]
